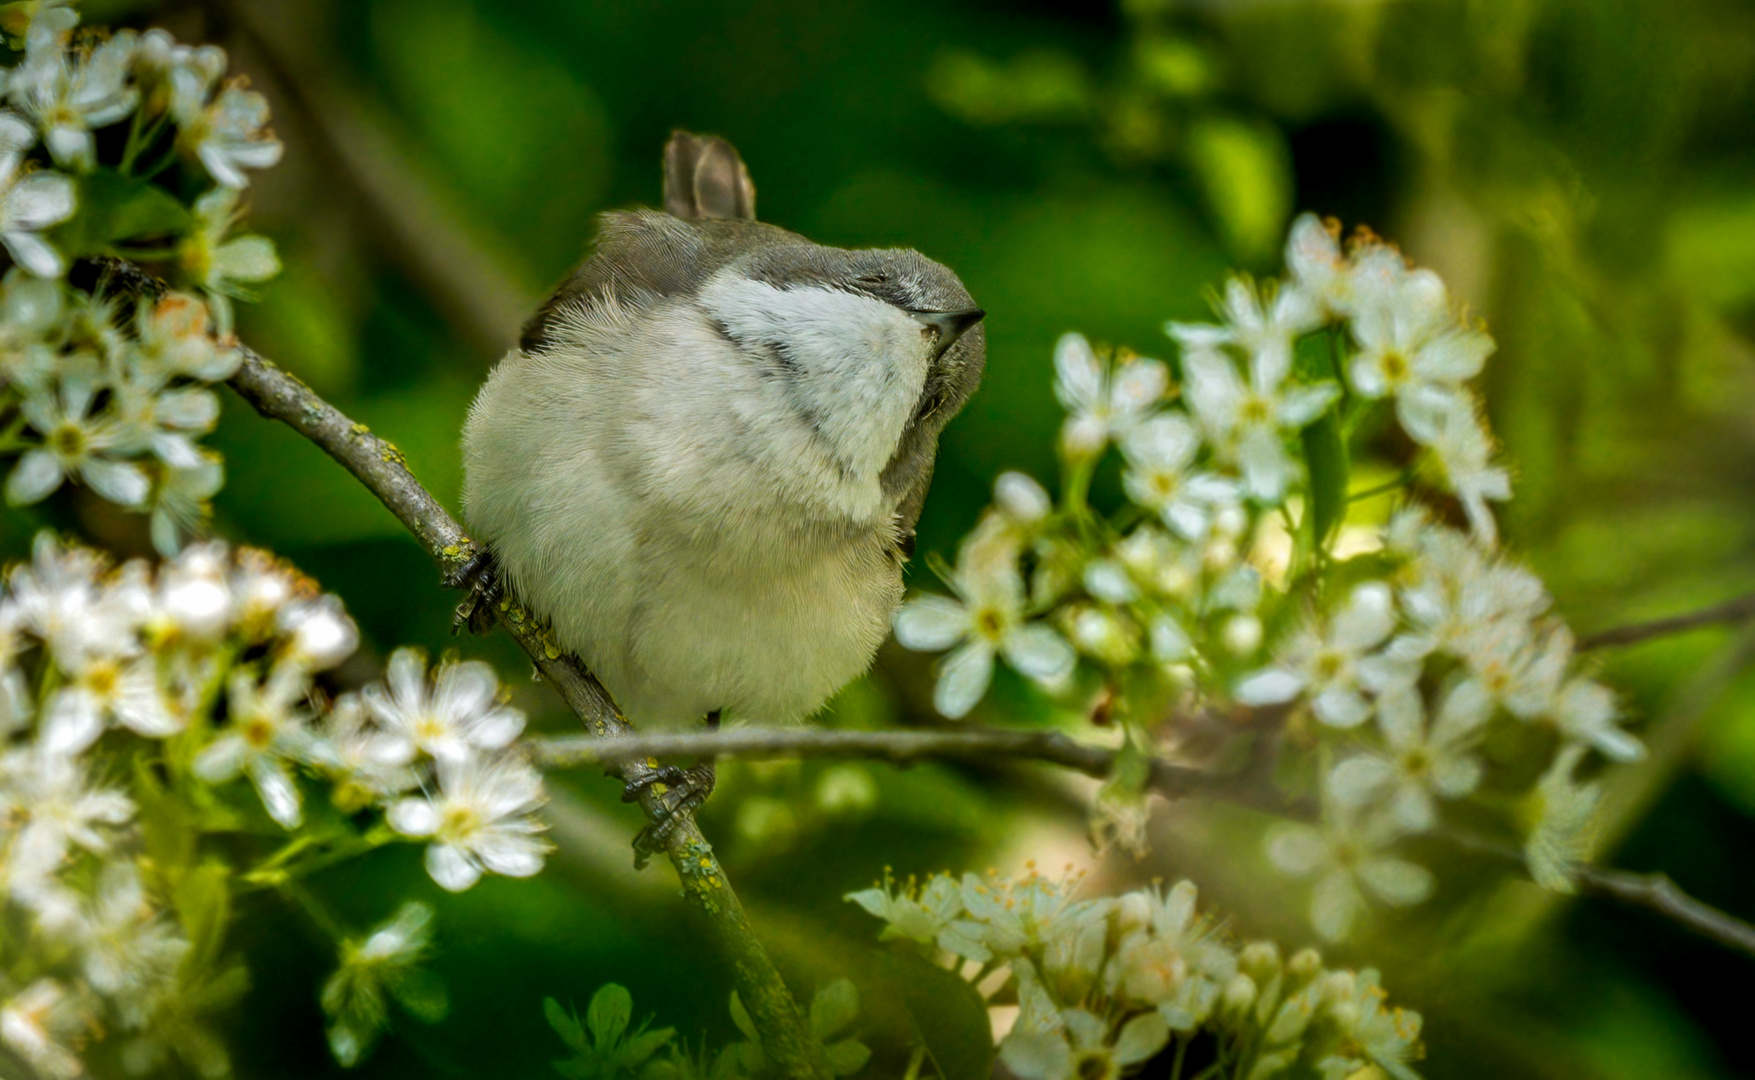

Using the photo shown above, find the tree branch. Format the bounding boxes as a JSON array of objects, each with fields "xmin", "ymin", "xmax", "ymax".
[
  {"xmin": 530, "ymin": 725, "xmax": 1268, "ymax": 806},
  {"xmin": 1579, "ymin": 591, "xmax": 1755, "ymax": 650},
  {"xmin": 533, "ymin": 721, "xmax": 1755, "ymax": 965},
  {"xmin": 1572, "ymin": 865, "xmax": 1755, "ymax": 957},
  {"xmin": 224, "ymin": 349, "xmax": 829, "ymax": 1080}
]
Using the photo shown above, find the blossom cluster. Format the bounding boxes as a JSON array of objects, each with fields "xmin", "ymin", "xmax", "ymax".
[
  {"xmin": 0, "ymin": 533, "xmax": 549, "ymax": 1077},
  {"xmin": 1, "ymin": 0, "xmax": 283, "ymax": 553},
  {"xmin": 850, "ymin": 867, "xmax": 1424, "ymax": 1080},
  {"xmin": 894, "ymin": 214, "xmax": 1640, "ymax": 938}
]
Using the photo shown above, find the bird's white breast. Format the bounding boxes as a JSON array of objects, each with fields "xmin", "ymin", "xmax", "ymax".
[{"xmin": 460, "ymin": 282, "xmax": 928, "ymax": 730}]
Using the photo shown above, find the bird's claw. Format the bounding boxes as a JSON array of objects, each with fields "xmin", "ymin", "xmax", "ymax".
[
  {"xmin": 447, "ymin": 550, "xmax": 502, "ymax": 636},
  {"xmin": 627, "ymin": 761, "xmax": 717, "ymax": 869}
]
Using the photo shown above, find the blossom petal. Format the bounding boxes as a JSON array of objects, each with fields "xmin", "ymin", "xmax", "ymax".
[
  {"xmin": 1052, "ymin": 333, "xmax": 1102, "ymax": 411},
  {"xmin": 80, "ymin": 458, "xmax": 150, "ymax": 507},
  {"xmin": 1236, "ymin": 668, "xmax": 1303, "ymax": 706},
  {"xmin": 2, "ymin": 229, "xmax": 65, "ymax": 278},
  {"xmin": 5, "ymin": 448, "xmax": 64, "ymax": 505},
  {"xmin": 425, "ymin": 843, "xmax": 481, "ymax": 892},
  {"xmin": 387, "ymin": 798, "xmax": 438, "ymax": 837},
  {"xmin": 933, "ymin": 642, "xmax": 994, "ymax": 719},
  {"xmin": 893, "ymin": 596, "xmax": 969, "ymax": 652},
  {"xmin": 1358, "ymin": 857, "xmax": 1434, "ymax": 907},
  {"xmin": 250, "ymin": 759, "xmax": 303, "ymax": 828},
  {"xmin": 1001, "ymin": 623, "xmax": 1075, "ymax": 683}
]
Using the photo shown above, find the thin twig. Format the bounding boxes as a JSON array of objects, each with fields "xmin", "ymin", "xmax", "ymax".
[
  {"xmin": 224, "ymin": 349, "xmax": 828, "ymax": 1080},
  {"xmin": 1579, "ymin": 591, "xmax": 1755, "ymax": 650},
  {"xmin": 1572, "ymin": 866, "xmax": 1755, "ymax": 957},
  {"xmin": 531, "ymin": 725, "xmax": 1255, "ymax": 805},
  {"xmin": 540, "ymin": 721, "xmax": 1755, "ymax": 965}
]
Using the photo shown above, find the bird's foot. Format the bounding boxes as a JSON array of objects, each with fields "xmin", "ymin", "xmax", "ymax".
[
  {"xmin": 446, "ymin": 549, "xmax": 502, "ymax": 636},
  {"xmin": 627, "ymin": 760, "xmax": 717, "ymax": 869}
]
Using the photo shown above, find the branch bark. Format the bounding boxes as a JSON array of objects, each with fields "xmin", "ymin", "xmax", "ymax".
[
  {"xmin": 1579, "ymin": 591, "xmax": 1755, "ymax": 650},
  {"xmin": 532, "ymin": 722, "xmax": 1755, "ymax": 965},
  {"xmin": 225, "ymin": 349, "xmax": 829, "ymax": 1079}
]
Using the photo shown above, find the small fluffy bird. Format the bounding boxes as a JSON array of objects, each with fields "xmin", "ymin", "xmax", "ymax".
[{"xmin": 459, "ymin": 133, "xmax": 985, "ymax": 816}]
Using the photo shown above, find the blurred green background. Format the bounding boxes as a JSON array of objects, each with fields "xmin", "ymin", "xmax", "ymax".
[{"xmin": 9, "ymin": 0, "xmax": 1755, "ymax": 1076}]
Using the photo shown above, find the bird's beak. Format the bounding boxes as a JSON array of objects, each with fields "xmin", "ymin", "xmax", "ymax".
[{"xmin": 913, "ymin": 308, "xmax": 986, "ymax": 357}]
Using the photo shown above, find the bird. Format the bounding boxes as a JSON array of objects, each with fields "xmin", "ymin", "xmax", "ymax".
[{"xmin": 456, "ymin": 131, "xmax": 985, "ymax": 844}]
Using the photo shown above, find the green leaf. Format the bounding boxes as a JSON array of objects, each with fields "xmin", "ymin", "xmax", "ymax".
[
  {"xmin": 586, "ymin": 984, "xmax": 633, "ymax": 1050},
  {"xmin": 824, "ymin": 1039, "xmax": 872, "ymax": 1077},
  {"xmin": 880, "ymin": 952, "xmax": 994, "ymax": 1080},
  {"xmin": 52, "ymin": 168, "xmax": 191, "ymax": 257},
  {"xmin": 545, "ymin": 997, "xmax": 587, "ymax": 1052},
  {"xmin": 172, "ymin": 862, "xmax": 232, "ymax": 968},
  {"xmin": 621, "ymin": 1027, "xmax": 677, "ymax": 1068},
  {"xmin": 726, "ymin": 991, "xmax": 760, "ymax": 1046},
  {"xmin": 810, "ymin": 980, "xmax": 860, "ymax": 1042},
  {"xmin": 1301, "ymin": 406, "xmax": 1349, "ymax": 550},
  {"xmin": 1183, "ymin": 116, "xmax": 1291, "ymax": 262}
]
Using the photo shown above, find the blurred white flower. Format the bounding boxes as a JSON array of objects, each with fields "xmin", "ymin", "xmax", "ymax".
[
  {"xmin": 0, "ymin": 112, "xmax": 74, "ymax": 276},
  {"xmin": 149, "ymin": 453, "xmax": 224, "ymax": 557},
  {"xmin": 1267, "ymin": 812, "xmax": 1433, "ymax": 942},
  {"xmin": 277, "ymin": 595, "xmax": 358, "ymax": 670},
  {"xmin": 994, "ymin": 470, "xmax": 1052, "ymax": 523},
  {"xmin": 1053, "ymin": 332, "xmax": 1167, "ymax": 457},
  {"xmin": 1169, "ymin": 275, "xmax": 1320, "ymax": 387},
  {"xmin": 1119, "ymin": 414, "xmax": 1240, "ymax": 541},
  {"xmin": 170, "ymin": 76, "xmax": 283, "ymax": 188},
  {"xmin": 1346, "ymin": 250, "xmax": 1492, "ymax": 441},
  {"xmin": 999, "ymin": 1007, "xmax": 1168, "ymax": 1080},
  {"xmin": 42, "ymin": 645, "xmax": 180, "ymax": 752},
  {"xmin": 132, "ymin": 292, "xmax": 241, "ymax": 384},
  {"xmin": 1314, "ymin": 969, "xmax": 1424, "ymax": 1080},
  {"xmin": 845, "ymin": 872, "xmax": 965, "ymax": 947},
  {"xmin": 6, "ymin": 374, "xmax": 150, "ymax": 507},
  {"xmin": 74, "ymin": 863, "xmax": 189, "ymax": 1017},
  {"xmin": 180, "ymin": 187, "xmax": 281, "ymax": 334},
  {"xmin": 362, "ymin": 648, "xmax": 525, "ymax": 765},
  {"xmin": 1327, "ymin": 680, "xmax": 1492, "ymax": 832},
  {"xmin": 387, "ymin": 754, "xmax": 550, "ymax": 892},
  {"xmin": 1421, "ymin": 398, "xmax": 1509, "ymax": 546},
  {"xmin": 1284, "ymin": 213, "xmax": 1354, "ymax": 320},
  {"xmin": 1179, "ymin": 336, "xmax": 1337, "ymax": 503},
  {"xmin": 1236, "ymin": 583, "xmax": 1401, "ymax": 728},
  {"xmin": 0, "ymin": 745, "xmax": 134, "ymax": 888},
  {"xmin": 0, "ymin": 979, "xmax": 86, "ymax": 1080},
  {"xmin": 893, "ymin": 560, "xmax": 1074, "ymax": 719},
  {"xmin": 6, "ymin": 29, "xmax": 139, "ymax": 170},
  {"xmin": 1104, "ymin": 881, "xmax": 1236, "ymax": 1030},
  {"xmin": 312, "ymin": 694, "xmax": 419, "ymax": 806},
  {"xmin": 193, "ymin": 666, "xmax": 316, "ymax": 828}
]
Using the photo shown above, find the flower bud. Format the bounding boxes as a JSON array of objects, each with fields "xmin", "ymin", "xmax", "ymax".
[
  {"xmin": 1239, "ymin": 941, "xmax": 1281, "ymax": 981},
  {"xmin": 994, "ymin": 471, "xmax": 1052, "ymax": 523},
  {"xmin": 1222, "ymin": 614, "xmax": 1262, "ymax": 656},
  {"xmin": 1222, "ymin": 973, "xmax": 1258, "ymax": 1016},
  {"xmin": 1287, "ymin": 948, "xmax": 1323, "ymax": 980},
  {"xmin": 1114, "ymin": 891, "xmax": 1153, "ymax": 936}
]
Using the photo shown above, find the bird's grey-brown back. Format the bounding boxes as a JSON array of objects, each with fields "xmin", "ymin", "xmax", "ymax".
[{"xmin": 461, "ymin": 132, "xmax": 984, "ymax": 730}]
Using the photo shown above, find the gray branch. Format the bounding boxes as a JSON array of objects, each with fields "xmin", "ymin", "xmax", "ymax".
[
  {"xmin": 1579, "ymin": 591, "xmax": 1755, "ymax": 650},
  {"xmin": 225, "ymin": 349, "xmax": 829, "ymax": 1080},
  {"xmin": 536, "ymin": 723, "xmax": 1755, "ymax": 965}
]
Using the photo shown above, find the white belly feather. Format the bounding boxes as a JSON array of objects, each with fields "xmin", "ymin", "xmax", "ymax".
[{"xmin": 461, "ymin": 285, "xmax": 922, "ymax": 731}]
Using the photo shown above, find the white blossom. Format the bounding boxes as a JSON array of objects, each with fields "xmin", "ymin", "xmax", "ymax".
[
  {"xmin": 994, "ymin": 470, "xmax": 1052, "ymax": 523},
  {"xmin": 1052, "ymin": 332, "xmax": 1167, "ymax": 457},
  {"xmin": 180, "ymin": 187, "xmax": 280, "ymax": 334},
  {"xmin": 0, "ymin": 110, "xmax": 74, "ymax": 276},
  {"xmin": 6, "ymin": 374, "xmax": 149, "ymax": 507},
  {"xmin": 1327, "ymin": 680, "xmax": 1491, "ymax": 832},
  {"xmin": 192, "ymin": 666, "xmax": 316, "ymax": 828},
  {"xmin": 1524, "ymin": 744, "xmax": 1600, "ymax": 892},
  {"xmin": 387, "ymin": 754, "xmax": 550, "ymax": 892},
  {"xmin": 1237, "ymin": 583, "xmax": 1401, "ymax": 728},
  {"xmin": 169, "ymin": 74, "xmax": 284, "ymax": 188},
  {"xmin": 1179, "ymin": 336, "xmax": 1337, "ymax": 503},
  {"xmin": 1119, "ymin": 414, "xmax": 1240, "ymax": 541},
  {"xmin": 6, "ymin": 30, "xmax": 139, "ymax": 170},
  {"xmin": 74, "ymin": 863, "xmax": 190, "ymax": 1017},
  {"xmin": 1346, "ymin": 247, "xmax": 1492, "ymax": 441},
  {"xmin": 0, "ymin": 979, "xmax": 86, "ymax": 1080},
  {"xmin": 361, "ymin": 647, "xmax": 525, "ymax": 765},
  {"xmin": 893, "ymin": 558, "xmax": 1073, "ymax": 719},
  {"xmin": 1284, "ymin": 213, "xmax": 1354, "ymax": 320},
  {"xmin": 0, "ymin": 745, "xmax": 134, "ymax": 891},
  {"xmin": 1267, "ymin": 813, "xmax": 1433, "ymax": 942},
  {"xmin": 1000, "ymin": 1008, "xmax": 1168, "ymax": 1080}
]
